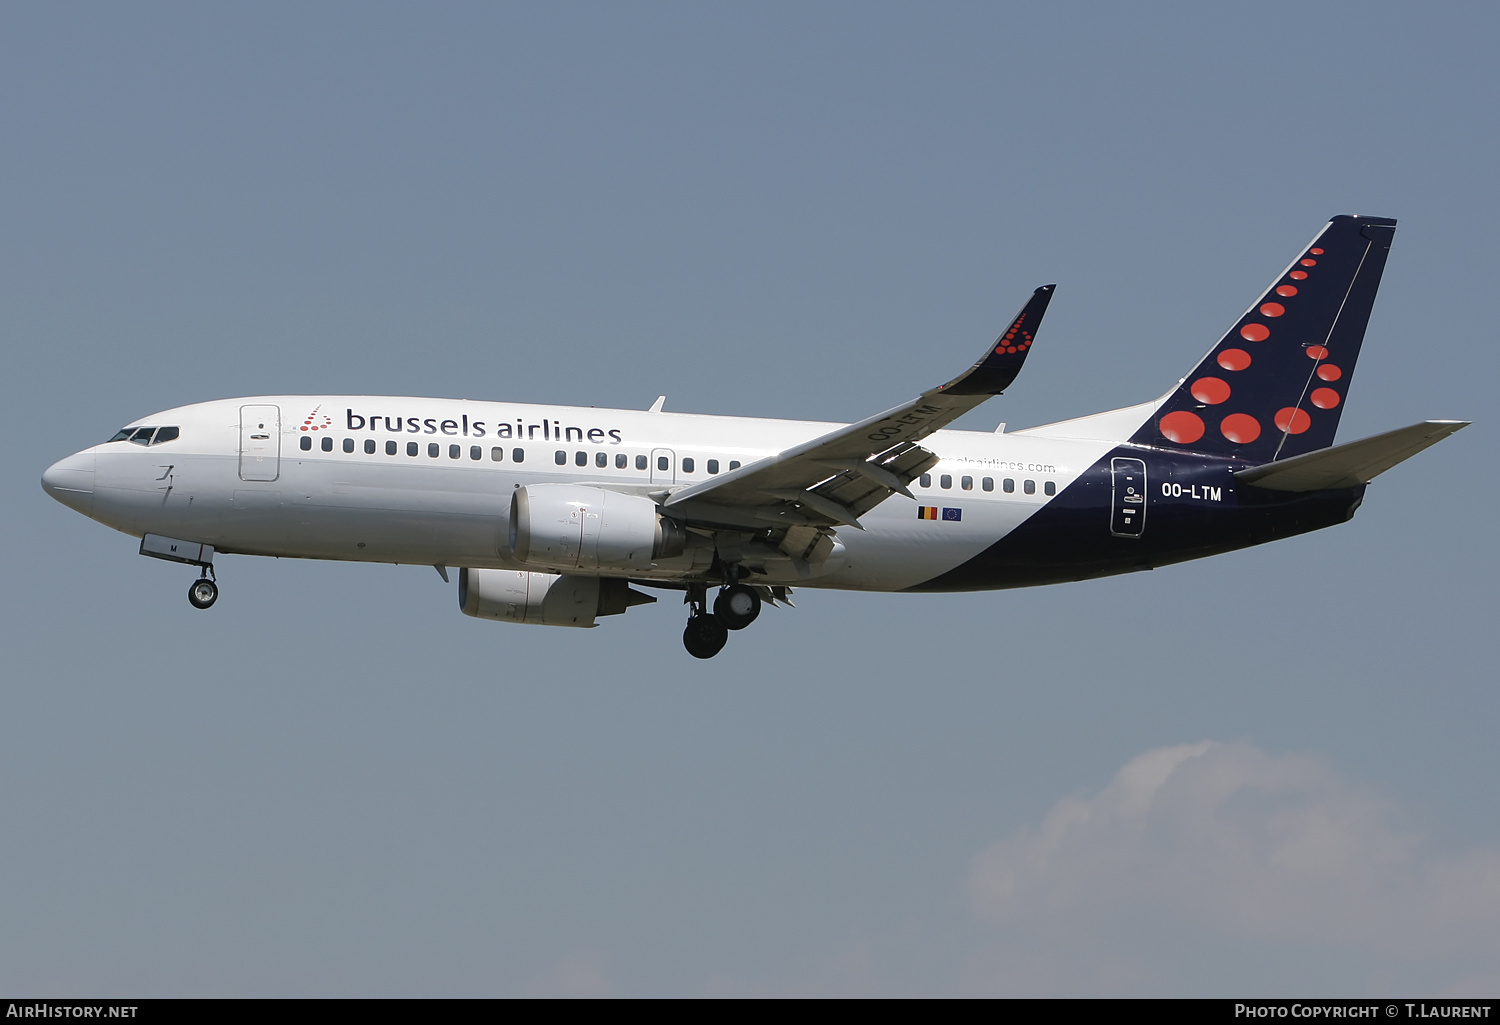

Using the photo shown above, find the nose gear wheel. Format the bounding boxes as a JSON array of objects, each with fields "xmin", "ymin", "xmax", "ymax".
[{"xmin": 188, "ymin": 577, "xmax": 219, "ymax": 609}]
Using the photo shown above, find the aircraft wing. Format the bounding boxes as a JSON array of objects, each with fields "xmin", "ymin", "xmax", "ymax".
[{"xmin": 664, "ymin": 285, "xmax": 1055, "ymax": 532}]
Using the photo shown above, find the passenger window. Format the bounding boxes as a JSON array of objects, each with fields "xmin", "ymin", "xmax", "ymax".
[
  {"xmin": 513, "ymin": 448, "xmax": 525, "ymax": 463},
  {"xmin": 343, "ymin": 438, "xmax": 355, "ymax": 453},
  {"xmin": 1044, "ymin": 480, "xmax": 1056, "ymax": 496},
  {"xmin": 386, "ymin": 440, "xmax": 398, "ymax": 455},
  {"xmin": 682, "ymin": 457, "xmax": 695, "ymax": 473},
  {"xmin": 982, "ymin": 477, "xmax": 994, "ymax": 492},
  {"xmin": 555, "ymin": 450, "xmax": 567, "ymax": 465},
  {"xmin": 428, "ymin": 443, "xmax": 440, "ymax": 458},
  {"xmin": 729, "ymin": 461, "xmax": 741, "ymax": 470},
  {"xmin": 920, "ymin": 474, "xmax": 932, "ymax": 488},
  {"xmin": 322, "ymin": 436, "xmax": 334, "ymax": 452},
  {"xmin": 491, "ymin": 447, "xmax": 505, "ymax": 461},
  {"xmin": 575, "ymin": 451, "xmax": 587, "ymax": 466},
  {"xmin": 961, "ymin": 475, "xmax": 973, "ymax": 491},
  {"xmin": 1003, "ymin": 478, "xmax": 1015, "ymax": 493},
  {"xmin": 635, "ymin": 455, "xmax": 648, "ymax": 470},
  {"xmin": 940, "ymin": 474, "xmax": 952, "ymax": 489},
  {"xmin": 658, "ymin": 456, "xmax": 669, "ymax": 471},
  {"xmin": 153, "ymin": 426, "xmax": 179, "ymax": 444},
  {"xmin": 470, "ymin": 446, "xmax": 482, "ymax": 460},
  {"xmin": 300, "ymin": 436, "xmax": 312, "ymax": 451},
  {"xmin": 615, "ymin": 453, "xmax": 627, "ymax": 469},
  {"xmin": 450, "ymin": 444, "xmax": 461, "ymax": 459},
  {"xmin": 365, "ymin": 439, "xmax": 376, "ymax": 454},
  {"xmin": 708, "ymin": 459, "xmax": 719, "ymax": 474},
  {"xmin": 1024, "ymin": 479, "xmax": 1036, "ymax": 494},
  {"xmin": 407, "ymin": 442, "xmax": 418, "ymax": 457},
  {"xmin": 596, "ymin": 452, "xmax": 608, "ymax": 467}
]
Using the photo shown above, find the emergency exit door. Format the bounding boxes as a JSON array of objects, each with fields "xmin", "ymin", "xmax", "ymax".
[{"xmin": 650, "ymin": 448, "xmax": 676, "ymax": 484}]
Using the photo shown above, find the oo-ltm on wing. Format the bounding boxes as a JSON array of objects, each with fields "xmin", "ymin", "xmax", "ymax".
[{"xmin": 664, "ymin": 285, "xmax": 1056, "ymax": 538}]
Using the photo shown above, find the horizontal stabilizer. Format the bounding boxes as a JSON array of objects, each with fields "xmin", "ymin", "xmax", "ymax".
[{"xmin": 1235, "ymin": 420, "xmax": 1469, "ymax": 492}]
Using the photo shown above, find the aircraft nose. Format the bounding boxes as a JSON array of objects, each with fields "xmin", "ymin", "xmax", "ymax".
[{"xmin": 42, "ymin": 450, "xmax": 96, "ymax": 516}]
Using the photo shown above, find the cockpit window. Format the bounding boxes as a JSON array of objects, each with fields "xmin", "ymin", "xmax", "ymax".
[{"xmin": 107, "ymin": 426, "xmax": 180, "ymax": 446}]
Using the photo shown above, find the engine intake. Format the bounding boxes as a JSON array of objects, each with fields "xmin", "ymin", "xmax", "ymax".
[
  {"xmin": 509, "ymin": 484, "xmax": 686, "ymax": 572},
  {"xmin": 459, "ymin": 568, "xmax": 654, "ymax": 628}
]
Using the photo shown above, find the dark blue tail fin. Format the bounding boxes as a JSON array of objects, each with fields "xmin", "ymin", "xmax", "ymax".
[{"xmin": 1131, "ymin": 215, "xmax": 1397, "ymax": 464}]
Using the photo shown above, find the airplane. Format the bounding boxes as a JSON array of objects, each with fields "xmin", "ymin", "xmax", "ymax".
[{"xmin": 42, "ymin": 214, "xmax": 1468, "ymax": 658}]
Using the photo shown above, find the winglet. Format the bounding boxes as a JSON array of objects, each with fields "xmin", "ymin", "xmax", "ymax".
[
  {"xmin": 937, "ymin": 285, "xmax": 1055, "ymax": 397},
  {"xmin": 648, "ymin": 396, "xmax": 667, "ymax": 413}
]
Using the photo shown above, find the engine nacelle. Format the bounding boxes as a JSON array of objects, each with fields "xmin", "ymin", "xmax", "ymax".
[
  {"xmin": 509, "ymin": 484, "xmax": 686, "ymax": 572},
  {"xmin": 458, "ymin": 568, "xmax": 653, "ymax": 628}
]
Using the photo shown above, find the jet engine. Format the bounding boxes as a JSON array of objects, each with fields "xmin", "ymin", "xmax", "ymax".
[
  {"xmin": 509, "ymin": 484, "xmax": 686, "ymax": 572},
  {"xmin": 458, "ymin": 568, "xmax": 654, "ymax": 628}
]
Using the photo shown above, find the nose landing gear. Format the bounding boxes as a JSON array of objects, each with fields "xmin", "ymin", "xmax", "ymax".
[
  {"xmin": 187, "ymin": 567, "xmax": 218, "ymax": 610},
  {"xmin": 138, "ymin": 534, "xmax": 220, "ymax": 610}
]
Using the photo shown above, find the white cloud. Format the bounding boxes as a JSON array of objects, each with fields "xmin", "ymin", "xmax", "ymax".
[{"xmin": 965, "ymin": 741, "xmax": 1500, "ymax": 994}]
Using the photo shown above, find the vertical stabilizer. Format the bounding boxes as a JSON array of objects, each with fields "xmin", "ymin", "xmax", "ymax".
[{"xmin": 1128, "ymin": 215, "xmax": 1396, "ymax": 463}]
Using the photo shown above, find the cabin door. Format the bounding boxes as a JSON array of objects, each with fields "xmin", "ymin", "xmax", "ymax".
[
  {"xmin": 1110, "ymin": 457, "xmax": 1146, "ymax": 537},
  {"xmin": 239, "ymin": 404, "xmax": 281, "ymax": 482}
]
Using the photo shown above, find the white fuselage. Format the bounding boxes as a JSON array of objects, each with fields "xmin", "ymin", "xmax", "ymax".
[{"xmin": 46, "ymin": 395, "xmax": 1132, "ymax": 592}]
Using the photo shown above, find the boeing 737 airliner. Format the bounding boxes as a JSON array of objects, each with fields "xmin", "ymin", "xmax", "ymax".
[{"xmin": 43, "ymin": 215, "xmax": 1467, "ymax": 657}]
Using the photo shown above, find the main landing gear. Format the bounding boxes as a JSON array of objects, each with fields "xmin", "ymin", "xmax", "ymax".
[
  {"xmin": 683, "ymin": 609, "xmax": 728, "ymax": 659},
  {"xmin": 714, "ymin": 584, "xmax": 761, "ymax": 630},
  {"xmin": 187, "ymin": 566, "xmax": 218, "ymax": 610},
  {"xmin": 681, "ymin": 577, "xmax": 766, "ymax": 659}
]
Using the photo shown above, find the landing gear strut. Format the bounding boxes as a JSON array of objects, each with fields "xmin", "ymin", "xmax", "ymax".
[{"xmin": 187, "ymin": 566, "xmax": 218, "ymax": 610}]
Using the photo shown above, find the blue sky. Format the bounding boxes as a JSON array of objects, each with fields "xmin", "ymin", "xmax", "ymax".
[{"xmin": 3, "ymin": 3, "xmax": 1496, "ymax": 996}]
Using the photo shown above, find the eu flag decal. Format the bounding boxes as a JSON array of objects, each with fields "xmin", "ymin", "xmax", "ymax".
[
  {"xmin": 942, "ymin": 507, "xmax": 962, "ymax": 521},
  {"xmin": 917, "ymin": 506, "xmax": 939, "ymax": 520}
]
